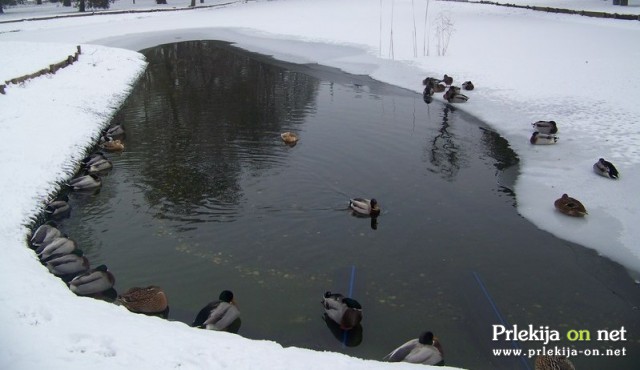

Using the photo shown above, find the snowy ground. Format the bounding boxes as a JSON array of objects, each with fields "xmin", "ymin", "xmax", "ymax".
[{"xmin": 1, "ymin": 0, "xmax": 639, "ymax": 369}]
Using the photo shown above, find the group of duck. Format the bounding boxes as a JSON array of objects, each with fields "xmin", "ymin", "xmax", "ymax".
[
  {"xmin": 528, "ymin": 120, "xmax": 620, "ymax": 217},
  {"xmin": 422, "ymin": 74, "xmax": 474, "ymax": 104},
  {"xmin": 29, "ymin": 124, "xmax": 176, "ymax": 318},
  {"xmin": 66, "ymin": 124, "xmax": 126, "ymax": 192}
]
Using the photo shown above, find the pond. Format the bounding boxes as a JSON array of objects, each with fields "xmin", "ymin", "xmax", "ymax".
[{"xmin": 56, "ymin": 40, "xmax": 640, "ymax": 369}]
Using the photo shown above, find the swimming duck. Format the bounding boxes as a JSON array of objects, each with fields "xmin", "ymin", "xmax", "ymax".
[
  {"xmin": 384, "ymin": 331, "xmax": 444, "ymax": 365},
  {"xmin": 593, "ymin": 158, "xmax": 619, "ymax": 179},
  {"xmin": 531, "ymin": 120, "xmax": 558, "ymax": 134},
  {"xmin": 69, "ymin": 264, "xmax": 116, "ymax": 296},
  {"xmin": 82, "ymin": 152, "xmax": 108, "ymax": 166},
  {"xmin": 530, "ymin": 131, "xmax": 558, "ymax": 145},
  {"xmin": 554, "ymin": 193, "xmax": 588, "ymax": 217},
  {"xmin": 462, "ymin": 81, "xmax": 475, "ymax": 91},
  {"xmin": 68, "ymin": 173, "xmax": 101, "ymax": 191},
  {"xmin": 45, "ymin": 196, "xmax": 71, "ymax": 220},
  {"xmin": 442, "ymin": 74, "xmax": 453, "ymax": 85},
  {"xmin": 322, "ymin": 291, "xmax": 362, "ymax": 331},
  {"xmin": 444, "ymin": 87, "xmax": 468, "ymax": 103},
  {"xmin": 36, "ymin": 236, "xmax": 78, "ymax": 263},
  {"xmin": 534, "ymin": 355, "xmax": 575, "ymax": 370},
  {"xmin": 30, "ymin": 221, "xmax": 63, "ymax": 249},
  {"xmin": 82, "ymin": 152, "xmax": 113, "ymax": 174},
  {"xmin": 280, "ymin": 132, "xmax": 298, "ymax": 145},
  {"xmin": 349, "ymin": 198, "xmax": 381, "ymax": 217},
  {"xmin": 104, "ymin": 124, "xmax": 125, "ymax": 139},
  {"xmin": 46, "ymin": 249, "xmax": 90, "ymax": 279},
  {"xmin": 100, "ymin": 137, "xmax": 125, "ymax": 152},
  {"xmin": 192, "ymin": 290, "xmax": 241, "ymax": 332},
  {"xmin": 117, "ymin": 286, "xmax": 169, "ymax": 316}
]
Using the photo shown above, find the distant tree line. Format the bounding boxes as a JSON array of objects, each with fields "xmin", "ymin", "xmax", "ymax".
[{"xmin": 0, "ymin": 0, "xmax": 113, "ymax": 14}]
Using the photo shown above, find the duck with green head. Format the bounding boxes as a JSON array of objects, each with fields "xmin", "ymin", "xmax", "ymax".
[
  {"xmin": 36, "ymin": 236, "xmax": 78, "ymax": 263},
  {"xmin": 30, "ymin": 221, "xmax": 62, "ymax": 249},
  {"xmin": 349, "ymin": 198, "xmax": 380, "ymax": 217},
  {"xmin": 69, "ymin": 264, "xmax": 115, "ymax": 296},
  {"xmin": 384, "ymin": 331, "xmax": 445, "ymax": 365},
  {"xmin": 46, "ymin": 249, "xmax": 90, "ymax": 280},
  {"xmin": 322, "ymin": 291, "xmax": 362, "ymax": 331},
  {"xmin": 45, "ymin": 195, "xmax": 70, "ymax": 220},
  {"xmin": 593, "ymin": 158, "xmax": 619, "ymax": 179},
  {"xmin": 192, "ymin": 290, "xmax": 241, "ymax": 332}
]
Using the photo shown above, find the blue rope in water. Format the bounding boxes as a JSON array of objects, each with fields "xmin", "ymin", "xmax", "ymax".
[
  {"xmin": 342, "ymin": 265, "xmax": 357, "ymax": 347},
  {"xmin": 347, "ymin": 265, "xmax": 356, "ymax": 298},
  {"xmin": 472, "ymin": 271, "xmax": 532, "ymax": 370}
]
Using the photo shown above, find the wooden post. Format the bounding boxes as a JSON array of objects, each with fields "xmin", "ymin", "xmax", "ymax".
[{"xmin": 77, "ymin": 45, "xmax": 82, "ymax": 54}]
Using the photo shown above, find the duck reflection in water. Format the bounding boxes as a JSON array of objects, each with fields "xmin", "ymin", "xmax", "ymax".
[
  {"xmin": 426, "ymin": 106, "xmax": 461, "ymax": 181},
  {"xmin": 322, "ymin": 314, "xmax": 363, "ymax": 347}
]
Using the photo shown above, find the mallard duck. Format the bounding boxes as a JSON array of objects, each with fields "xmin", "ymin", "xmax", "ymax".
[
  {"xmin": 422, "ymin": 77, "xmax": 436, "ymax": 86},
  {"xmin": 442, "ymin": 74, "xmax": 453, "ymax": 85},
  {"xmin": 68, "ymin": 174, "xmax": 101, "ymax": 191},
  {"xmin": 422, "ymin": 77, "xmax": 446, "ymax": 93},
  {"xmin": 82, "ymin": 152, "xmax": 108, "ymax": 166},
  {"xmin": 532, "ymin": 120, "xmax": 558, "ymax": 134},
  {"xmin": 462, "ymin": 81, "xmax": 475, "ymax": 91},
  {"xmin": 100, "ymin": 137, "xmax": 125, "ymax": 152},
  {"xmin": 534, "ymin": 355, "xmax": 575, "ymax": 370},
  {"xmin": 36, "ymin": 236, "xmax": 78, "ymax": 263},
  {"xmin": 30, "ymin": 221, "xmax": 62, "ymax": 249},
  {"xmin": 593, "ymin": 158, "xmax": 619, "ymax": 179},
  {"xmin": 69, "ymin": 264, "xmax": 115, "ymax": 296},
  {"xmin": 444, "ymin": 88, "xmax": 468, "ymax": 103},
  {"xmin": 46, "ymin": 249, "xmax": 90, "ymax": 278},
  {"xmin": 554, "ymin": 193, "xmax": 588, "ymax": 217},
  {"xmin": 383, "ymin": 331, "xmax": 444, "ymax": 365},
  {"xmin": 192, "ymin": 290, "xmax": 241, "ymax": 332},
  {"xmin": 280, "ymin": 132, "xmax": 298, "ymax": 145},
  {"xmin": 322, "ymin": 291, "xmax": 362, "ymax": 331},
  {"xmin": 104, "ymin": 124, "xmax": 125, "ymax": 139},
  {"xmin": 117, "ymin": 286, "xmax": 169, "ymax": 316},
  {"xmin": 45, "ymin": 196, "xmax": 70, "ymax": 220},
  {"xmin": 423, "ymin": 85, "xmax": 434, "ymax": 98},
  {"xmin": 349, "ymin": 198, "xmax": 380, "ymax": 217},
  {"xmin": 86, "ymin": 157, "xmax": 112, "ymax": 174},
  {"xmin": 530, "ymin": 131, "xmax": 558, "ymax": 145}
]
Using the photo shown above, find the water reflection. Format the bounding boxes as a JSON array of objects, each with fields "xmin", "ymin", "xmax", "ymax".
[
  {"xmin": 425, "ymin": 105, "xmax": 462, "ymax": 180},
  {"xmin": 113, "ymin": 41, "xmax": 320, "ymax": 223}
]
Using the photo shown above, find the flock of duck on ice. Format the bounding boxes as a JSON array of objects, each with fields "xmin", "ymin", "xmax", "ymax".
[
  {"xmin": 26, "ymin": 73, "xmax": 604, "ymax": 368},
  {"xmin": 424, "ymin": 74, "xmax": 619, "ymax": 218}
]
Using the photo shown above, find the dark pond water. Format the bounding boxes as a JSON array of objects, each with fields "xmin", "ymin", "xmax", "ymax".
[{"xmin": 56, "ymin": 41, "xmax": 640, "ymax": 369}]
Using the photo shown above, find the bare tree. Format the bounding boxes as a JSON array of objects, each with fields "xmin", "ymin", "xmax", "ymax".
[{"xmin": 434, "ymin": 12, "xmax": 455, "ymax": 56}]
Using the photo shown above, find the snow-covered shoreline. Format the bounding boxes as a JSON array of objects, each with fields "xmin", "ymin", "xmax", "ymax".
[{"xmin": 1, "ymin": 0, "xmax": 639, "ymax": 369}]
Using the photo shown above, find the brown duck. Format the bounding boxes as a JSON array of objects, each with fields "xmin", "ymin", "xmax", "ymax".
[
  {"xmin": 535, "ymin": 355, "xmax": 575, "ymax": 370},
  {"xmin": 554, "ymin": 194, "xmax": 587, "ymax": 217},
  {"xmin": 117, "ymin": 286, "xmax": 169, "ymax": 316}
]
